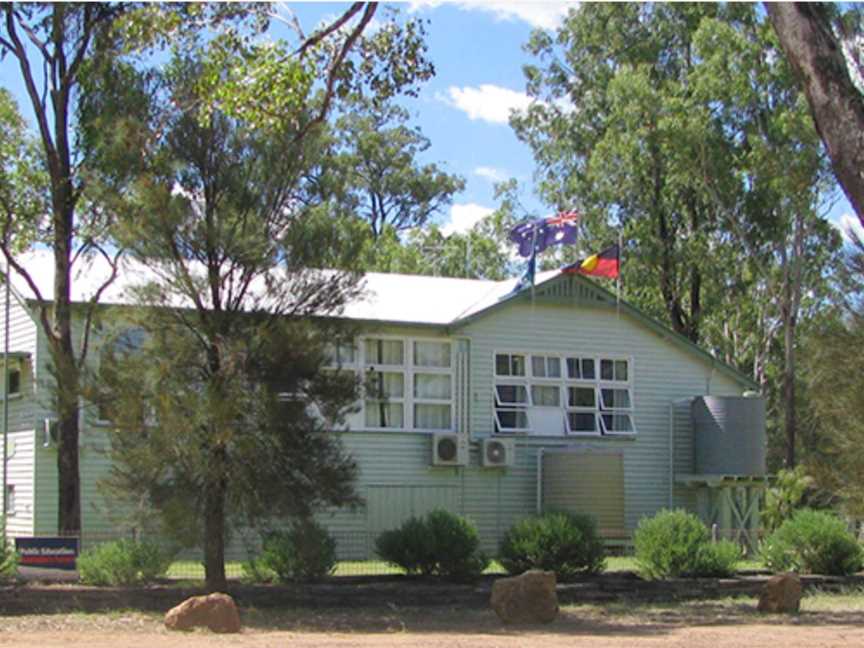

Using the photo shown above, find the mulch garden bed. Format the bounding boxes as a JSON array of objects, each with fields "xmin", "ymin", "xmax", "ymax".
[{"xmin": 2, "ymin": 571, "xmax": 863, "ymax": 616}]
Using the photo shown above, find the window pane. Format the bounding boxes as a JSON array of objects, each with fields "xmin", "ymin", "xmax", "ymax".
[
  {"xmin": 581, "ymin": 359, "xmax": 596, "ymax": 380},
  {"xmin": 615, "ymin": 360, "xmax": 628, "ymax": 382},
  {"xmin": 8, "ymin": 370, "xmax": 20, "ymax": 395},
  {"xmin": 601, "ymin": 388, "xmax": 631, "ymax": 410},
  {"xmin": 415, "ymin": 404, "xmax": 451, "ymax": 429},
  {"xmin": 325, "ymin": 343, "xmax": 356, "ymax": 366},
  {"xmin": 566, "ymin": 358, "xmax": 580, "ymax": 379},
  {"xmin": 495, "ymin": 354, "xmax": 511, "ymax": 376},
  {"xmin": 365, "ymin": 339, "xmax": 404, "ymax": 365},
  {"xmin": 368, "ymin": 372, "xmax": 404, "ymax": 398},
  {"xmin": 600, "ymin": 359, "xmax": 614, "ymax": 380},
  {"xmin": 568, "ymin": 412, "xmax": 597, "ymax": 433},
  {"xmin": 497, "ymin": 409, "xmax": 528, "ymax": 429},
  {"xmin": 414, "ymin": 341, "xmax": 450, "ymax": 367},
  {"xmin": 496, "ymin": 384, "xmax": 528, "ymax": 404},
  {"xmin": 602, "ymin": 413, "xmax": 633, "ymax": 433},
  {"xmin": 568, "ymin": 386, "xmax": 596, "ymax": 408},
  {"xmin": 365, "ymin": 401, "xmax": 404, "ymax": 428},
  {"xmin": 547, "ymin": 357, "xmax": 561, "ymax": 378},
  {"xmin": 510, "ymin": 354, "xmax": 526, "ymax": 376},
  {"xmin": 415, "ymin": 374, "xmax": 452, "ymax": 400},
  {"xmin": 532, "ymin": 356, "xmax": 547, "ymax": 377},
  {"xmin": 531, "ymin": 385, "xmax": 560, "ymax": 406}
]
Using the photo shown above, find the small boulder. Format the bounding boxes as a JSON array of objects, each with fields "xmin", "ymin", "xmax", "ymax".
[
  {"xmin": 165, "ymin": 592, "xmax": 241, "ymax": 633},
  {"xmin": 490, "ymin": 569, "xmax": 558, "ymax": 624},
  {"xmin": 757, "ymin": 573, "xmax": 802, "ymax": 614}
]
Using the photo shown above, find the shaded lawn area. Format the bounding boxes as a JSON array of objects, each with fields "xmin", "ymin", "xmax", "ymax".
[{"xmin": 165, "ymin": 557, "xmax": 766, "ymax": 581}]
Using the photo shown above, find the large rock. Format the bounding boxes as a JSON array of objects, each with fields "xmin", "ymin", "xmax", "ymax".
[
  {"xmin": 164, "ymin": 592, "xmax": 241, "ymax": 633},
  {"xmin": 490, "ymin": 570, "xmax": 558, "ymax": 624},
  {"xmin": 757, "ymin": 573, "xmax": 802, "ymax": 614}
]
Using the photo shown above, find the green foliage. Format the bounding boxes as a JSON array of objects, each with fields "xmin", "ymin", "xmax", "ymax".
[
  {"xmin": 499, "ymin": 512, "xmax": 606, "ymax": 579},
  {"xmin": 258, "ymin": 519, "xmax": 338, "ymax": 583},
  {"xmin": 77, "ymin": 539, "xmax": 173, "ymax": 586},
  {"xmin": 633, "ymin": 509, "xmax": 738, "ymax": 579},
  {"xmin": 800, "ymin": 237, "xmax": 864, "ymax": 517},
  {"xmin": 763, "ymin": 466, "xmax": 816, "ymax": 532},
  {"xmin": 0, "ymin": 527, "xmax": 18, "ymax": 581},
  {"xmin": 760, "ymin": 509, "xmax": 863, "ymax": 576},
  {"xmin": 693, "ymin": 540, "xmax": 741, "ymax": 578},
  {"xmin": 375, "ymin": 509, "xmax": 489, "ymax": 581}
]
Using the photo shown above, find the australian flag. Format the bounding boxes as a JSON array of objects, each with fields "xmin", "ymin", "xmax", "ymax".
[{"xmin": 509, "ymin": 210, "xmax": 581, "ymax": 258}]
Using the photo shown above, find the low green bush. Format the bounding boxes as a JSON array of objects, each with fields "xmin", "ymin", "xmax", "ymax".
[
  {"xmin": 78, "ymin": 539, "xmax": 173, "ymax": 585},
  {"xmin": 375, "ymin": 509, "xmax": 489, "ymax": 581},
  {"xmin": 634, "ymin": 509, "xmax": 739, "ymax": 579},
  {"xmin": 375, "ymin": 516, "xmax": 436, "ymax": 576},
  {"xmin": 0, "ymin": 523, "xmax": 17, "ymax": 581},
  {"xmin": 760, "ymin": 509, "xmax": 863, "ymax": 576},
  {"xmin": 499, "ymin": 512, "xmax": 606, "ymax": 579},
  {"xmin": 693, "ymin": 540, "xmax": 741, "ymax": 577},
  {"xmin": 259, "ymin": 518, "xmax": 337, "ymax": 583}
]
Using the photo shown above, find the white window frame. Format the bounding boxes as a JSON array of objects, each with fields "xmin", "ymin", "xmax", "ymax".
[
  {"xmin": 493, "ymin": 350, "xmax": 636, "ymax": 438},
  {"xmin": 359, "ymin": 335, "xmax": 455, "ymax": 433}
]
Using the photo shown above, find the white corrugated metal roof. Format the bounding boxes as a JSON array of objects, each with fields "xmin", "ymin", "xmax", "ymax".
[{"xmin": 8, "ymin": 249, "xmax": 558, "ymax": 326}]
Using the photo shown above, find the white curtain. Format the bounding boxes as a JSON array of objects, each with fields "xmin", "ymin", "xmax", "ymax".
[
  {"xmin": 415, "ymin": 403, "xmax": 451, "ymax": 429},
  {"xmin": 365, "ymin": 402, "xmax": 404, "ymax": 428},
  {"xmin": 414, "ymin": 341, "xmax": 451, "ymax": 367},
  {"xmin": 414, "ymin": 373, "xmax": 451, "ymax": 399},
  {"xmin": 365, "ymin": 339, "xmax": 404, "ymax": 365}
]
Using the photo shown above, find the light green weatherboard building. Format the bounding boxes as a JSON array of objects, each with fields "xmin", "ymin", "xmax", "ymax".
[{"xmin": 1, "ymin": 252, "xmax": 766, "ymax": 559}]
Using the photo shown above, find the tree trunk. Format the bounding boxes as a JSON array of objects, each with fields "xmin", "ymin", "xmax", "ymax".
[
  {"xmin": 766, "ymin": 2, "xmax": 864, "ymax": 227},
  {"xmin": 783, "ymin": 308, "xmax": 797, "ymax": 469},
  {"xmin": 203, "ymin": 457, "xmax": 228, "ymax": 593}
]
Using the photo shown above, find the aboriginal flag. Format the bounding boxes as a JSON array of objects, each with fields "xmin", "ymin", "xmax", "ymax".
[{"xmin": 563, "ymin": 244, "xmax": 620, "ymax": 278}]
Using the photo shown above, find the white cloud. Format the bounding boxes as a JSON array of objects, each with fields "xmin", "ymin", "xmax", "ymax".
[
  {"xmin": 474, "ymin": 166, "xmax": 508, "ymax": 183},
  {"xmin": 442, "ymin": 202, "xmax": 494, "ymax": 236},
  {"xmin": 836, "ymin": 211, "xmax": 864, "ymax": 243},
  {"xmin": 410, "ymin": 1, "xmax": 578, "ymax": 30},
  {"xmin": 439, "ymin": 84, "xmax": 532, "ymax": 125}
]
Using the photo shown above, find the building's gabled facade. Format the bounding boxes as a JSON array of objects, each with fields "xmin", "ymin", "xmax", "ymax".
[{"xmin": 1, "ymin": 255, "xmax": 764, "ymax": 558}]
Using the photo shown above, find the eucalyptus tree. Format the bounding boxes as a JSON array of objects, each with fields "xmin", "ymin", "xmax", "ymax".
[
  {"xmin": 512, "ymin": 4, "xmax": 841, "ymax": 466},
  {"xmin": 326, "ymin": 99, "xmax": 465, "ymax": 239},
  {"xmin": 767, "ymin": 3, "xmax": 864, "ymax": 225},
  {"xmin": 0, "ymin": 2, "xmax": 268, "ymax": 536}
]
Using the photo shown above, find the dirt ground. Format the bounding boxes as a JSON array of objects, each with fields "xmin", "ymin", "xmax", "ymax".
[{"xmin": 1, "ymin": 601, "xmax": 863, "ymax": 648}]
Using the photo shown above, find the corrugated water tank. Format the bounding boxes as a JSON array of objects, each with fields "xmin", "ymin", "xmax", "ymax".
[{"xmin": 691, "ymin": 396, "xmax": 766, "ymax": 476}]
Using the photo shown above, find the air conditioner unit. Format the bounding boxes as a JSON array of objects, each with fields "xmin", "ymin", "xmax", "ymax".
[
  {"xmin": 482, "ymin": 438, "xmax": 515, "ymax": 468},
  {"xmin": 432, "ymin": 433, "xmax": 468, "ymax": 467},
  {"xmin": 43, "ymin": 418, "xmax": 59, "ymax": 447}
]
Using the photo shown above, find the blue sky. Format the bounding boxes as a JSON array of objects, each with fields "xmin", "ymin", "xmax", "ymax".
[{"xmin": 2, "ymin": 1, "xmax": 860, "ymax": 240}]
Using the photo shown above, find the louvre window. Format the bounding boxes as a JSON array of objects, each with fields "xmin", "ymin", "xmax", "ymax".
[{"xmin": 495, "ymin": 351, "xmax": 635, "ymax": 437}]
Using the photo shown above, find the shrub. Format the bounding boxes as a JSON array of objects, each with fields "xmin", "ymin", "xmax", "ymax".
[
  {"xmin": 762, "ymin": 466, "xmax": 816, "ymax": 533},
  {"xmin": 693, "ymin": 540, "xmax": 741, "ymax": 577},
  {"xmin": 375, "ymin": 509, "xmax": 489, "ymax": 581},
  {"xmin": 425, "ymin": 509, "xmax": 489, "ymax": 581},
  {"xmin": 0, "ymin": 525, "xmax": 17, "ymax": 581},
  {"xmin": 760, "ymin": 509, "xmax": 863, "ymax": 576},
  {"xmin": 375, "ymin": 516, "xmax": 437, "ymax": 576},
  {"xmin": 634, "ymin": 509, "xmax": 717, "ymax": 579},
  {"xmin": 78, "ymin": 539, "xmax": 173, "ymax": 585},
  {"xmin": 259, "ymin": 518, "xmax": 337, "ymax": 582},
  {"xmin": 499, "ymin": 512, "xmax": 606, "ymax": 579}
]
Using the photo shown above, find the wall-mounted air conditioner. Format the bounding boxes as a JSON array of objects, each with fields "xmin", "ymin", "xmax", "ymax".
[
  {"xmin": 482, "ymin": 438, "xmax": 515, "ymax": 468},
  {"xmin": 431, "ymin": 433, "xmax": 468, "ymax": 467}
]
